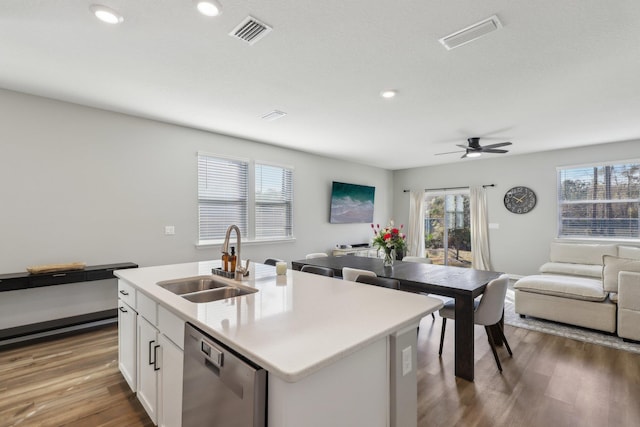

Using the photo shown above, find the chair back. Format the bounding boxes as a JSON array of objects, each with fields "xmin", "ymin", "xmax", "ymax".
[
  {"xmin": 305, "ymin": 252, "xmax": 328, "ymax": 259},
  {"xmin": 402, "ymin": 256, "xmax": 433, "ymax": 264},
  {"xmin": 264, "ymin": 258, "xmax": 284, "ymax": 266},
  {"xmin": 474, "ymin": 274, "xmax": 510, "ymax": 326},
  {"xmin": 342, "ymin": 267, "xmax": 376, "ymax": 282},
  {"xmin": 300, "ymin": 265, "xmax": 335, "ymax": 277},
  {"xmin": 356, "ymin": 275, "xmax": 400, "ymax": 290}
]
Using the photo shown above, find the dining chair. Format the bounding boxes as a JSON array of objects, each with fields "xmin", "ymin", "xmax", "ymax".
[
  {"xmin": 342, "ymin": 267, "xmax": 376, "ymax": 282},
  {"xmin": 305, "ymin": 253, "xmax": 328, "ymax": 259},
  {"xmin": 355, "ymin": 275, "xmax": 400, "ymax": 290},
  {"xmin": 403, "ymin": 256, "xmax": 435, "ymax": 319},
  {"xmin": 264, "ymin": 258, "xmax": 284, "ymax": 266},
  {"xmin": 300, "ymin": 265, "xmax": 335, "ymax": 277},
  {"xmin": 402, "ymin": 256, "xmax": 432, "ymax": 264},
  {"xmin": 438, "ymin": 274, "xmax": 512, "ymax": 372}
]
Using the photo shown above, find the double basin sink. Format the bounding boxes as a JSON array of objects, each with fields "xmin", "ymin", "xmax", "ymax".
[{"xmin": 157, "ymin": 275, "xmax": 258, "ymax": 303}]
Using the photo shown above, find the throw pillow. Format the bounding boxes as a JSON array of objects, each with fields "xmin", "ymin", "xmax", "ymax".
[{"xmin": 602, "ymin": 255, "xmax": 640, "ymax": 292}]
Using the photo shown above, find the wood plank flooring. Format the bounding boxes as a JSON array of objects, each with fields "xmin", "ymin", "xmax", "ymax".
[
  {"xmin": 1, "ymin": 319, "xmax": 639, "ymax": 427},
  {"xmin": 0, "ymin": 326, "xmax": 152, "ymax": 427}
]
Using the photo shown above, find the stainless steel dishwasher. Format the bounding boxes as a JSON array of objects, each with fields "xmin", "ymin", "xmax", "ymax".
[{"xmin": 182, "ymin": 323, "xmax": 267, "ymax": 427}]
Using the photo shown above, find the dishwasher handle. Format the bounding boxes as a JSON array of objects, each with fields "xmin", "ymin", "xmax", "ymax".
[{"xmin": 200, "ymin": 338, "xmax": 223, "ymax": 368}]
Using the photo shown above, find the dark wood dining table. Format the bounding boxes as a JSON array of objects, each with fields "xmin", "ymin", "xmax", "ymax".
[{"xmin": 291, "ymin": 256, "xmax": 503, "ymax": 382}]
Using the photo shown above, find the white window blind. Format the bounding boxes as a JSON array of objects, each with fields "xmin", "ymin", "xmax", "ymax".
[
  {"xmin": 198, "ymin": 155, "xmax": 248, "ymax": 241},
  {"xmin": 558, "ymin": 162, "xmax": 640, "ymax": 239},
  {"xmin": 255, "ymin": 163, "xmax": 293, "ymax": 239}
]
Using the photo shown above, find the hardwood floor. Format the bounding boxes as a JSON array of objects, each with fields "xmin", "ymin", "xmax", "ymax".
[
  {"xmin": 417, "ymin": 317, "xmax": 640, "ymax": 427},
  {"xmin": 1, "ymin": 320, "xmax": 639, "ymax": 427},
  {"xmin": 0, "ymin": 326, "xmax": 152, "ymax": 427}
]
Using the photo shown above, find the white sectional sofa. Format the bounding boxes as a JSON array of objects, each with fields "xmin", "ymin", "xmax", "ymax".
[{"xmin": 514, "ymin": 242, "xmax": 640, "ymax": 341}]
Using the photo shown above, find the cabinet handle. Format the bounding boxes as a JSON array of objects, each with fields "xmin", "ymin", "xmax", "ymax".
[
  {"xmin": 153, "ymin": 345, "xmax": 160, "ymax": 371},
  {"xmin": 119, "ymin": 290, "xmax": 129, "ymax": 296},
  {"xmin": 119, "ymin": 306, "xmax": 127, "ymax": 313},
  {"xmin": 52, "ymin": 273, "xmax": 66, "ymax": 277},
  {"xmin": 148, "ymin": 340, "xmax": 155, "ymax": 365}
]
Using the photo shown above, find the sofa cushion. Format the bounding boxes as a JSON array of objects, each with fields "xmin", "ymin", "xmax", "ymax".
[
  {"xmin": 618, "ymin": 246, "xmax": 640, "ymax": 260},
  {"xmin": 514, "ymin": 274, "xmax": 606, "ymax": 302},
  {"xmin": 539, "ymin": 262, "xmax": 603, "ymax": 278},
  {"xmin": 602, "ymin": 255, "xmax": 640, "ymax": 293},
  {"xmin": 549, "ymin": 242, "xmax": 617, "ymax": 265}
]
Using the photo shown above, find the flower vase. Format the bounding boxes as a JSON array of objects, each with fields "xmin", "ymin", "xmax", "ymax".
[{"xmin": 383, "ymin": 247, "xmax": 395, "ymax": 267}]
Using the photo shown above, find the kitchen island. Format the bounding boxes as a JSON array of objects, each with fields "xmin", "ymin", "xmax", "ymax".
[{"xmin": 115, "ymin": 260, "xmax": 442, "ymax": 427}]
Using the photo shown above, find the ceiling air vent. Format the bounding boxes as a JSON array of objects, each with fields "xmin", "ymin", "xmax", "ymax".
[
  {"xmin": 229, "ymin": 16, "xmax": 272, "ymax": 45},
  {"xmin": 261, "ymin": 110, "xmax": 287, "ymax": 121},
  {"xmin": 439, "ymin": 15, "xmax": 502, "ymax": 50}
]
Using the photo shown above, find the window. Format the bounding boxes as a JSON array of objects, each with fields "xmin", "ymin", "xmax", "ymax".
[
  {"xmin": 557, "ymin": 161, "xmax": 640, "ymax": 239},
  {"xmin": 424, "ymin": 190, "xmax": 472, "ymax": 266},
  {"xmin": 198, "ymin": 155, "xmax": 249, "ymax": 241},
  {"xmin": 198, "ymin": 153, "xmax": 294, "ymax": 243},
  {"xmin": 255, "ymin": 163, "xmax": 293, "ymax": 239}
]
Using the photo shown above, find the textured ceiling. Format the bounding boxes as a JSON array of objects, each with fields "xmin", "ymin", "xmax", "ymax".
[{"xmin": 1, "ymin": 1, "xmax": 640, "ymax": 169}]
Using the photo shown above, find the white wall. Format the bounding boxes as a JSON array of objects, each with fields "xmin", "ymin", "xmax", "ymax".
[
  {"xmin": 0, "ymin": 89, "xmax": 392, "ymax": 273},
  {"xmin": 393, "ymin": 140, "xmax": 640, "ymax": 277}
]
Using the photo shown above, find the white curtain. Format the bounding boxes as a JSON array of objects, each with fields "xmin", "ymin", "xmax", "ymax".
[
  {"xmin": 407, "ymin": 190, "xmax": 426, "ymax": 257},
  {"xmin": 470, "ymin": 185, "xmax": 492, "ymax": 270}
]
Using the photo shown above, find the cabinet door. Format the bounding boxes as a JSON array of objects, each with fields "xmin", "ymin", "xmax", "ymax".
[
  {"xmin": 137, "ymin": 316, "xmax": 159, "ymax": 424},
  {"xmin": 158, "ymin": 334, "xmax": 184, "ymax": 427},
  {"xmin": 118, "ymin": 300, "xmax": 137, "ymax": 392}
]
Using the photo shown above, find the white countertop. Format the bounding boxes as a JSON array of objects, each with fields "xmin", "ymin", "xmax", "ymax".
[{"xmin": 115, "ymin": 260, "xmax": 442, "ymax": 382}]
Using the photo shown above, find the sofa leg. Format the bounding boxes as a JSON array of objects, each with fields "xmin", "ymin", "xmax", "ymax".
[{"xmin": 519, "ymin": 314, "xmax": 526, "ymax": 319}]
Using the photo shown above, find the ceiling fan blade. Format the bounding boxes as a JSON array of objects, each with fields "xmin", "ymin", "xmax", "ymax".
[
  {"xmin": 481, "ymin": 149, "xmax": 509, "ymax": 154},
  {"xmin": 455, "ymin": 144, "xmax": 469, "ymax": 150},
  {"xmin": 481, "ymin": 141, "xmax": 512, "ymax": 149},
  {"xmin": 461, "ymin": 151, "xmax": 468, "ymax": 159},
  {"xmin": 434, "ymin": 150, "xmax": 465, "ymax": 156}
]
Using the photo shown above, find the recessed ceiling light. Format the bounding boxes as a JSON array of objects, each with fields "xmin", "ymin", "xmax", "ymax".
[
  {"xmin": 380, "ymin": 90, "xmax": 397, "ymax": 99},
  {"xmin": 196, "ymin": 0, "xmax": 223, "ymax": 17},
  {"xmin": 90, "ymin": 5, "xmax": 124, "ymax": 24}
]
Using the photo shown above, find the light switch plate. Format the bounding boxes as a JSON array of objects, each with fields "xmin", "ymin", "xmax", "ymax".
[
  {"xmin": 402, "ymin": 346, "xmax": 412, "ymax": 376},
  {"xmin": 164, "ymin": 225, "xmax": 175, "ymax": 235},
  {"xmin": 489, "ymin": 223, "xmax": 499, "ymax": 229}
]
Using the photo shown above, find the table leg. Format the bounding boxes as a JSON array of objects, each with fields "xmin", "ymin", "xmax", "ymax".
[{"xmin": 454, "ymin": 293, "xmax": 475, "ymax": 382}]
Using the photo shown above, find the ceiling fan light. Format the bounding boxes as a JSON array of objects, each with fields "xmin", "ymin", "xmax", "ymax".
[
  {"xmin": 466, "ymin": 151, "xmax": 482, "ymax": 158},
  {"xmin": 196, "ymin": 1, "xmax": 223, "ymax": 17},
  {"xmin": 90, "ymin": 5, "xmax": 124, "ymax": 24}
]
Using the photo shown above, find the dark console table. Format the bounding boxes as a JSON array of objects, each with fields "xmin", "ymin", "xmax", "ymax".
[{"xmin": 0, "ymin": 262, "xmax": 138, "ymax": 344}]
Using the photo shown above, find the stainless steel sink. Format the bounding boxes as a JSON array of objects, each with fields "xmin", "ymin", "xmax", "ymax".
[
  {"xmin": 157, "ymin": 276, "xmax": 230, "ymax": 295},
  {"xmin": 157, "ymin": 275, "xmax": 258, "ymax": 303},
  {"xmin": 182, "ymin": 286, "xmax": 256, "ymax": 303}
]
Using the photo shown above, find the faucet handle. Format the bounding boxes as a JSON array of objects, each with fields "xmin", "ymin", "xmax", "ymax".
[{"xmin": 234, "ymin": 259, "xmax": 251, "ymax": 279}]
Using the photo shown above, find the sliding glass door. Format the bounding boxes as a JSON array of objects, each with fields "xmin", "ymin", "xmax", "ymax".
[{"xmin": 424, "ymin": 190, "xmax": 472, "ymax": 267}]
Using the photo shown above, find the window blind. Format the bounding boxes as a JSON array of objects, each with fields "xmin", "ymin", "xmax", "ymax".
[
  {"xmin": 198, "ymin": 155, "xmax": 248, "ymax": 241},
  {"xmin": 557, "ymin": 162, "xmax": 639, "ymax": 239},
  {"xmin": 255, "ymin": 163, "xmax": 293, "ymax": 239}
]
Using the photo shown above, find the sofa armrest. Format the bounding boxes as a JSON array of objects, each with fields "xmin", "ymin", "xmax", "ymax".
[
  {"xmin": 618, "ymin": 271, "xmax": 640, "ymax": 341},
  {"xmin": 618, "ymin": 271, "xmax": 640, "ymax": 309}
]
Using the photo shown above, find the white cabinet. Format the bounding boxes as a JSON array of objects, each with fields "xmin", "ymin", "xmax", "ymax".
[
  {"xmin": 133, "ymin": 290, "xmax": 185, "ymax": 427},
  {"xmin": 137, "ymin": 315, "xmax": 160, "ymax": 424},
  {"xmin": 158, "ymin": 334, "xmax": 184, "ymax": 427},
  {"xmin": 118, "ymin": 299, "xmax": 137, "ymax": 392}
]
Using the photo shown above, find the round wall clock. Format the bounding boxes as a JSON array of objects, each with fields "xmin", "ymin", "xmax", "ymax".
[{"xmin": 504, "ymin": 186, "xmax": 537, "ymax": 214}]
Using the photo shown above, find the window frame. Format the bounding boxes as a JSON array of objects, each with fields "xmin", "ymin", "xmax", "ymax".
[
  {"xmin": 197, "ymin": 152, "xmax": 295, "ymax": 246},
  {"xmin": 556, "ymin": 159, "xmax": 640, "ymax": 241}
]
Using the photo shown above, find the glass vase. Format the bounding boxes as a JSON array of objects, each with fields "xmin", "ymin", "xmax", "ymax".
[{"xmin": 383, "ymin": 247, "xmax": 395, "ymax": 267}]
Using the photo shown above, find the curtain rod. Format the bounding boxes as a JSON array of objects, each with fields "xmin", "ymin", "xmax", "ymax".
[{"xmin": 402, "ymin": 184, "xmax": 495, "ymax": 193}]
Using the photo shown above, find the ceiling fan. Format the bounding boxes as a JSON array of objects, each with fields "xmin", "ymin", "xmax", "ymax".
[{"xmin": 435, "ymin": 137, "xmax": 512, "ymax": 159}]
